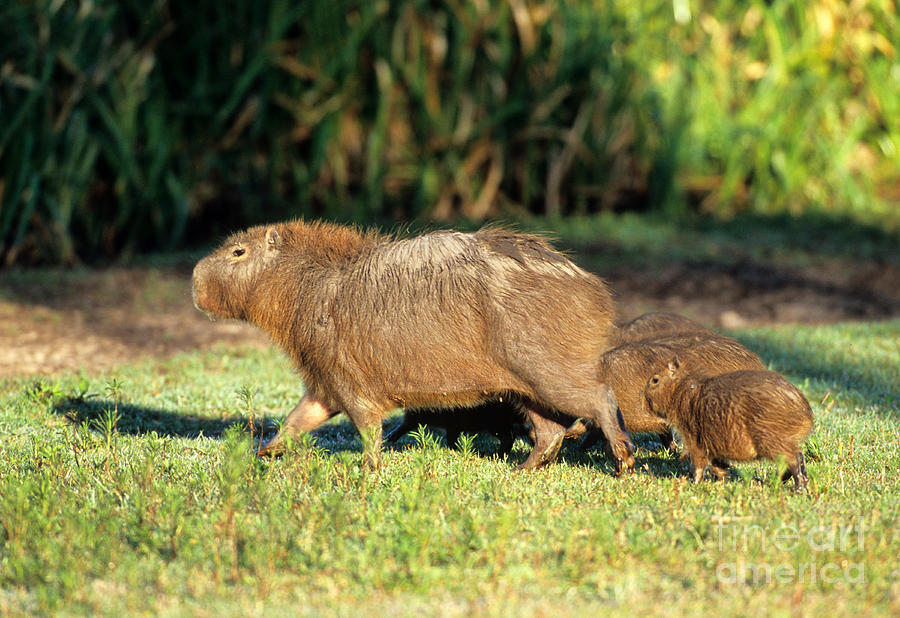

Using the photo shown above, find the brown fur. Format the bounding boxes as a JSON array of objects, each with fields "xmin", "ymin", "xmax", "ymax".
[
  {"xmin": 192, "ymin": 220, "xmax": 633, "ymax": 472},
  {"xmin": 573, "ymin": 332, "xmax": 766, "ymax": 451},
  {"xmin": 611, "ymin": 312, "xmax": 713, "ymax": 346},
  {"xmin": 644, "ymin": 359, "xmax": 814, "ymax": 491}
]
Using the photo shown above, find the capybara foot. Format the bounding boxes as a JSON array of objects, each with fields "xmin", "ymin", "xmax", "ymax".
[
  {"xmin": 611, "ymin": 439, "xmax": 635, "ymax": 476},
  {"xmin": 710, "ymin": 460, "xmax": 730, "ymax": 480},
  {"xmin": 256, "ymin": 435, "xmax": 286, "ymax": 458},
  {"xmin": 691, "ymin": 465, "xmax": 707, "ymax": 483},
  {"xmin": 783, "ymin": 452, "xmax": 809, "ymax": 493},
  {"xmin": 518, "ymin": 432, "xmax": 564, "ymax": 470},
  {"xmin": 564, "ymin": 419, "xmax": 589, "ymax": 440}
]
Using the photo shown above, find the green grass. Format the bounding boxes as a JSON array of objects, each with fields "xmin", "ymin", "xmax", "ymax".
[{"xmin": 1, "ymin": 319, "xmax": 898, "ymax": 615}]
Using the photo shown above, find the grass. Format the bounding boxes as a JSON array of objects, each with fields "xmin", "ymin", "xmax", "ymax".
[
  {"xmin": 1, "ymin": 213, "xmax": 897, "ymax": 614},
  {"xmin": 1, "ymin": 318, "xmax": 898, "ymax": 615}
]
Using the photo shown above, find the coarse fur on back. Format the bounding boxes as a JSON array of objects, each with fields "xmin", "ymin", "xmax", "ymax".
[
  {"xmin": 192, "ymin": 219, "xmax": 632, "ymax": 472},
  {"xmin": 611, "ymin": 312, "xmax": 714, "ymax": 346}
]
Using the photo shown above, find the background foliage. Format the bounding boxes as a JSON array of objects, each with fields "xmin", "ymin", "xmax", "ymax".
[{"xmin": 2, "ymin": 0, "xmax": 898, "ymax": 264}]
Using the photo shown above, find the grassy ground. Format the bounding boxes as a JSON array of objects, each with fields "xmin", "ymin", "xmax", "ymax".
[{"xmin": 1, "ymin": 316, "xmax": 898, "ymax": 615}]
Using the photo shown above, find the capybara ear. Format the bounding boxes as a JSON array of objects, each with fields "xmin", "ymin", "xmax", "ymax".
[
  {"xmin": 667, "ymin": 356, "xmax": 681, "ymax": 377},
  {"xmin": 266, "ymin": 226, "xmax": 281, "ymax": 249}
]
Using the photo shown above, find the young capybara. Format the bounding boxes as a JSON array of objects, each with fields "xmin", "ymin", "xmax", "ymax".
[
  {"xmin": 611, "ymin": 312, "xmax": 714, "ymax": 346},
  {"xmin": 570, "ymin": 332, "xmax": 767, "ymax": 451},
  {"xmin": 644, "ymin": 358, "xmax": 814, "ymax": 491},
  {"xmin": 192, "ymin": 220, "xmax": 634, "ymax": 472},
  {"xmin": 384, "ymin": 399, "xmax": 526, "ymax": 454}
]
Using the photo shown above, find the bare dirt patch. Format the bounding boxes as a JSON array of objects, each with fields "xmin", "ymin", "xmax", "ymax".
[
  {"xmin": 1, "ymin": 267, "xmax": 268, "ymax": 377},
  {"xmin": 2, "ymin": 257, "xmax": 899, "ymax": 377},
  {"xmin": 606, "ymin": 257, "xmax": 900, "ymax": 329}
]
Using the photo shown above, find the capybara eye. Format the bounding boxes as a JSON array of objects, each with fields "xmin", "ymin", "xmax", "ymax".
[
  {"xmin": 232, "ymin": 248, "xmax": 245, "ymax": 257},
  {"xmin": 650, "ymin": 377, "xmax": 659, "ymax": 385}
]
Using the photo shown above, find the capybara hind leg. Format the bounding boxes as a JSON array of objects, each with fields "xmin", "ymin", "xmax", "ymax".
[
  {"xmin": 518, "ymin": 406, "xmax": 566, "ymax": 470},
  {"xmin": 691, "ymin": 462, "xmax": 708, "ymax": 483},
  {"xmin": 591, "ymin": 386, "xmax": 635, "ymax": 475},
  {"xmin": 783, "ymin": 451, "xmax": 809, "ymax": 493},
  {"xmin": 564, "ymin": 419, "xmax": 606, "ymax": 451},
  {"xmin": 361, "ymin": 424, "xmax": 383, "ymax": 470},
  {"xmin": 257, "ymin": 395, "xmax": 336, "ymax": 457}
]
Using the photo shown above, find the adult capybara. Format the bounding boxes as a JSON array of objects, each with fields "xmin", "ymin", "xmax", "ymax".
[
  {"xmin": 611, "ymin": 312, "xmax": 714, "ymax": 346},
  {"xmin": 192, "ymin": 220, "xmax": 633, "ymax": 472},
  {"xmin": 644, "ymin": 359, "xmax": 813, "ymax": 491},
  {"xmin": 570, "ymin": 333, "xmax": 766, "ymax": 451},
  {"xmin": 384, "ymin": 399, "xmax": 526, "ymax": 454}
]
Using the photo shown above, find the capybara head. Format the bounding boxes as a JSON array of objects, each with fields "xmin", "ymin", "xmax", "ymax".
[
  {"xmin": 644, "ymin": 356, "xmax": 699, "ymax": 419},
  {"xmin": 192, "ymin": 225, "xmax": 283, "ymax": 321}
]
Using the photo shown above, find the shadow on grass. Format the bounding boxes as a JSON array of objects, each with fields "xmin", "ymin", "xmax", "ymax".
[
  {"xmin": 564, "ymin": 435, "xmax": 688, "ymax": 478},
  {"xmin": 53, "ymin": 397, "xmax": 279, "ymax": 440},
  {"xmin": 50, "ymin": 397, "xmax": 533, "ymax": 461},
  {"xmin": 731, "ymin": 327, "xmax": 900, "ymax": 420},
  {"xmin": 49, "ymin": 396, "xmax": 653, "ymax": 477},
  {"xmin": 564, "ymin": 211, "xmax": 900, "ymax": 268}
]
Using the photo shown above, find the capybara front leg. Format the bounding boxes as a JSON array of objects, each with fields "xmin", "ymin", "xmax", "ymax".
[
  {"xmin": 257, "ymin": 394, "xmax": 336, "ymax": 457},
  {"xmin": 344, "ymin": 406, "xmax": 384, "ymax": 470},
  {"xmin": 689, "ymin": 453, "xmax": 709, "ymax": 483},
  {"xmin": 518, "ymin": 405, "xmax": 566, "ymax": 470},
  {"xmin": 783, "ymin": 451, "xmax": 809, "ymax": 493}
]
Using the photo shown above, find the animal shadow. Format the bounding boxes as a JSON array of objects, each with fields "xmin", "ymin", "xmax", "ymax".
[{"xmin": 53, "ymin": 397, "xmax": 275, "ymax": 440}]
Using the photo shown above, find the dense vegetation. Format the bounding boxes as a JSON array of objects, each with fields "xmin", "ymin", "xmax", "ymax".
[{"xmin": 2, "ymin": 0, "xmax": 899, "ymax": 264}]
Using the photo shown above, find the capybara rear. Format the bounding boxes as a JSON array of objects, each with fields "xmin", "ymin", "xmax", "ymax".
[
  {"xmin": 644, "ymin": 359, "xmax": 814, "ymax": 491},
  {"xmin": 192, "ymin": 220, "xmax": 633, "ymax": 473},
  {"xmin": 384, "ymin": 400, "xmax": 525, "ymax": 454},
  {"xmin": 612, "ymin": 312, "xmax": 714, "ymax": 345},
  {"xmin": 572, "ymin": 333, "xmax": 766, "ymax": 451}
]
